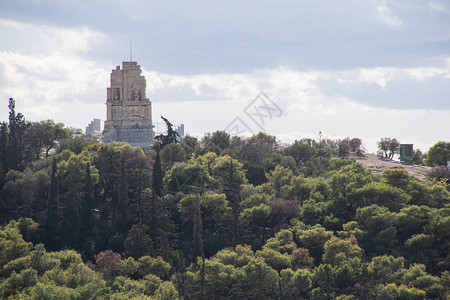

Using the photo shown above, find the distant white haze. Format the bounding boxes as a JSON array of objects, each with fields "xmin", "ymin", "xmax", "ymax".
[{"xmin": 1, "ymin": 0, "xmax": 449, "ymax": 153}]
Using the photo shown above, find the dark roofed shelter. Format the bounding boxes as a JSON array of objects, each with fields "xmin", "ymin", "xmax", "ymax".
[{"xmin": 399, "ymin": 144, "xmax": 413, "ymax": 164}]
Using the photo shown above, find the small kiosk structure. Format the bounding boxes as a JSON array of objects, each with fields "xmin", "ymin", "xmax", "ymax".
[{"xmin": 399, "ymin": 144, "xmax": 413, "ymax": 164}]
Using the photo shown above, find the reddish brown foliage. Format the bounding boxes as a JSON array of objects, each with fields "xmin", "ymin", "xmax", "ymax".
[
  {"xmin": 94, "ymin": 250, "xmax": 122, "ymax": 278},
  {"xmin": 345, "ymin": 235, "xmax": 358, "ymax": 246},
  {"xmin": 269, "ymin": 199, "xmax": 300, "ymax": 231},
  {"xmin": 123, "ymin": 148, "xmax": 153, "ymax": 170},
  {"xmin": 291, "ymin": 247, "xmax": 314, "ymax": 269}
]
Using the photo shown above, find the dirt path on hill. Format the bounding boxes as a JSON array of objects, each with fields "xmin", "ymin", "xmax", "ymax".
[{"xmin": 351, "ymin": 153, "xmax": 432, "ymax": 182}]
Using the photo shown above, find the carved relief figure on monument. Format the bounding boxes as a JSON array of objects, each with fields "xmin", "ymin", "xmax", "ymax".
[
  {"xmin": 124, "ymin": 105, "xmax": 145, "ymax": 119},
  {"xmin": 112, "ymin": 106, "xmax": 122, "ymax": 119},
  {"xmin": 131, "ymin": 83, "xmax": 142, "ymax": 101},
  {"xmin": 113, "ymin": 89, "xmax": 120, "ymax": 101},
  {"xmin": 130, "ymin": 106, "xmax": 139, "ymax": 117},
  {"xmin": 123, "ymin": 107, "xmax": 130, "ymax": 118},
  {"xmin": 133, "ymin": 89, "xmax": 140, "ymax": 101},
  {"xmin": 136, "ymin": 106, "xmax": 145, "ymax": 118}
]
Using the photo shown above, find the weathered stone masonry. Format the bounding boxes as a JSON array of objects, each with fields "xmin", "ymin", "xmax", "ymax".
[{"xmin": 102, "ymin": 62, "xmax": 154, "ymax": 148}]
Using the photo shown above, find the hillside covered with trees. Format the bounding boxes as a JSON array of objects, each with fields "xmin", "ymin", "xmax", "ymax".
[{"xmin": 0, "ymin": 98, "xmax": 449, "ymax": 299}]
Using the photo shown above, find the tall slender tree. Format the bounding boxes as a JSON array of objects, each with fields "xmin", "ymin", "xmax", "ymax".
[
  {"xmin": 117, "ymin": 155, "xmax": 129, "ymax": 233},
  {"xmin": 152, "ymin": 150, "xmax": 163, "ymax": 197},
  {"xmin": 6, "ymin": 98, "xmax": 30, "ymax": 171},
  {"xmin": 0, "ymin": 122, "xmax": 7, "ymax": 187},
  {"xmin": 82, "ymin": 163, "xmax": 93, "ymax": 237},
  {"xmin": 45, "ymin": 158, "xmax": 60, "ymax": 250},
  {"xmin": 192, "ymin": 194, "xmax": 204, "ymax": 260}
]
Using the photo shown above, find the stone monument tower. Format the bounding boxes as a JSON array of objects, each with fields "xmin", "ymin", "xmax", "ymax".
[{"xmin": 102, "ymin": 61, "xmax": 154, "ymax": 148}]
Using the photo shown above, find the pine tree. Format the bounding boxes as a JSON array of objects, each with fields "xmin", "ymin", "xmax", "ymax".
[{"xmin": 154, "ymin": 116, "xmax": 180, "ymax": 148}]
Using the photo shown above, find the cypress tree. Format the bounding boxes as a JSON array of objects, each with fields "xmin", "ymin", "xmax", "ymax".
[
  {"xmin": 152, "ymin": 150, "xmax": 163, "ymax": 197},
  {"xmin": 78, "ymin": 162, "xmax": 95, "ymax": 257},
  {"xmin": 0, "ymin": 122, "xmax": 7, "ymax": 188},
  {"xmin": 192, "ymin": 195, "xmax": 204, "ymax": 260},
  {"xmin": 7, "ymin": 98, "xmax": 29, "ymax": 171},
  {"xmin": 45, "ymin": 158, "xmax": 60, "ymax": 250},
  {"xmin": 82, "ymin": 162, "xmax": 93, "ymax": 237},
  {"xmin": 117, "ymin": 155, "xmax": 129, "ymax": 232},
  {"xmin": 60, "ymin": 190, "xmax": 81, "ymax": 249}
]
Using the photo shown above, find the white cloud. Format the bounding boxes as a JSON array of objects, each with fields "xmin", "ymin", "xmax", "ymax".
[
  {"xmin": 377, "ymin": 1, "xmax": 403, "ymax": 27},
  {"xmin": 0, "ymin": 19, "xmax": 109, "ymax": 126},
  {"xmin": 407, "ymin": 67, "xmax": 448, "ymax": 82},
  {"xmin": 358, "ymin": 68, "xmax": 392, "ymax": 89},
  {"xmin": 428, "ymin": 2, "xmax": 446, "ymax": 13},
  {"xmin": 0, "ymin": 19, "xmax": 106, "ymax": 54},
  {"xmin": 334, "ymin": 66, "xmax": 449, "ymax": 89}
]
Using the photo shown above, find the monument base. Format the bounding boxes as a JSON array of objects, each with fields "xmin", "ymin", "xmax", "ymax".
[{"xmin": 103, "ymin": 124, "xmax": 154, "ymax": 149}]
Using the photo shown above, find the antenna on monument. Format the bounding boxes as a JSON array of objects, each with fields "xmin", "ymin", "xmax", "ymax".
[{"xmin": 130, "ymin": 40, "xmax": 132, "ymax": 62}]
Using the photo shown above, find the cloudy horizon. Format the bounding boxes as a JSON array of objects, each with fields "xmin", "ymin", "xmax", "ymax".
[{"xmin": 1, "ymin": 0, "xmax": 449, "ymax": 153}]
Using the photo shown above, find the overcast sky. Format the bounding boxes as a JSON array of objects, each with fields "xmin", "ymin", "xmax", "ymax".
[{"xmin": 0, "ymin": 0, "xmax": 449, "ymax": 153}]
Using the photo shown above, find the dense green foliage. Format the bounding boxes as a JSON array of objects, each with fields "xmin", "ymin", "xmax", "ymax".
[
  {"xmin": 424, "ymin": 141, "xmax": 450, "ymax": 167},
  {"xmin": 0, "ymin": 104, "xmax": 449, "ymax": 299},
  {"xmin": 377, "ymin": 138, "xmax": 400, "ymax": 159}
]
